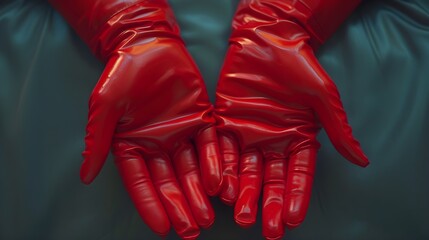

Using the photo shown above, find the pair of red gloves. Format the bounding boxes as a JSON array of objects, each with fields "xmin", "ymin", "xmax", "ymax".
[{"xmin": 49, "ymin": 0, "xmax": 368, "ymax": 239}]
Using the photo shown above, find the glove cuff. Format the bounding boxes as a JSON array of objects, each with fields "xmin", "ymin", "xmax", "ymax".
[
  {"xmin": 49, "ymin": 0, "xmax": 181, "ymax": 61},
  {"xmin": 233, "ymin": 0, "xmax": 361, "ymax": 49}
]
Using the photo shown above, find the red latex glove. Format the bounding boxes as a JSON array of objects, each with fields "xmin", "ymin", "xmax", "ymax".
[
  {"xmin": 215, "ymin": 0, "xmax": 368, "ymax": 239},
  {"xmin": 48, "ymin": 0, "xmax": 222, "ymax": 238}
]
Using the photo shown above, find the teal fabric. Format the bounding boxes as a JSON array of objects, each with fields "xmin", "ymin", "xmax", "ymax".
[{"xmin": 0, "ymin": 0, "xmax": 428, "ymax": 239}]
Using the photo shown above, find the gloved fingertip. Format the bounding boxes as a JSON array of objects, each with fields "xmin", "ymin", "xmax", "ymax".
[
  {"xmin": 204, "ymin": 177, "xmax": 223, "ymax": 196},
  {"xmin": 220, "ymin": 195, "xmax": 236, "ymax": 206},
  {"xmin": 235, "ymin": 211, "xmax": 257, "ymax": 228},
  {"xmin": 283, "ymin": 210, "xmax": 305, "ymax": 229},
  {"xmin": 154, "ymin": 229, "xmax": 170, "ymax": 239},
  {"xmin": 235, "ymin": 218, "xmax": 256, "ymax": 228},
  {"xmin": 357, "ymin": 157, "xmax": 370, "ymax": 168},
  {"xmin": 199, "ymin": 216, "xmax": 215, "ymax": 229},
  {"xmin": 357, "ymin": 150, "xmax": 370, "ymax": 167},
  {"xmin": 285, "ymin": 221, "xmax": 302, "ymax": 229},
  {"xmin": 347, "ymin": 148, "xmax": 370, "ymax": 168},
  {"xmin": 282, "ymin": 193, "xmax": 309, "ymax": 230},
  {"xmin": 194, "ymin": 203, "xmax": 215, "ymax": 229},
  {"xmin": 263, "ymin": 223, "xmax": 285, "ymax": 240},
  {"xmin": 180, "ymin": 228, "xmax": 200, "ymax": 240},
  {"xmin": 80, "ymin": 175, "xmax": 93, "ymax": 185},
  {"xmin": 79, "ymin": 147, "xmax": 110, "ymax": 184},
  {"xmin": 264, "ymin": 235, "xmax": 283, "ymax": 240},
  {"xmin": 79, "ymin": 160, "xmax": 95, "ymax": 185}
]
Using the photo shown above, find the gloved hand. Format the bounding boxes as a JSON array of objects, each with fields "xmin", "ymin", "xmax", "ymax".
[
  {"xmin": 215, "ymin": 0, "xmax": 369, "ymax": 239},
  {"xmin": 48, "ymin": 0, "xmax": 223, "ymax": 238}
]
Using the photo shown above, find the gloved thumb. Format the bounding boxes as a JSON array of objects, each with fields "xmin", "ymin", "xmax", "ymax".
[
  {"xmin": 310, "ymin": 60, "xmax": 369, "ymax": 167},
  {"xmin": 80, "ymin": 84, "xmax": 122, "ymax": 184}
]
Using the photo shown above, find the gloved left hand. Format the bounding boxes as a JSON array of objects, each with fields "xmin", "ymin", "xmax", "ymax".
[{"xmin": 48, "ymin": 0, "xmax": 223, "ymax": 239}]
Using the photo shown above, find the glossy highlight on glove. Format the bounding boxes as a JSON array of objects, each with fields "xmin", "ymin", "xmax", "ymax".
[
  {"xmin": 215, "ymin": 0, "xmax": 367, "ymax": 239},
  {"xmin": 48, "ymin": 0, "xmax": 222, "ymax": 238}
]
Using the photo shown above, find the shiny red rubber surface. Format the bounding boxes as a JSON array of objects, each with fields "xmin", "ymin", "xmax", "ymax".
[
  {"xmin": 48, "ymin": 0, "xmax": 223, "ymax": 238},
  {"xmin": 215, "ymin": 0, "xmax": 367, "ymax": 239}
]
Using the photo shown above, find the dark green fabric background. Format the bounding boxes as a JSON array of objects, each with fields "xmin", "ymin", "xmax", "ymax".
[{"xmin": 0, "ymin": 0, "xmax": 428, "ymax": 239}]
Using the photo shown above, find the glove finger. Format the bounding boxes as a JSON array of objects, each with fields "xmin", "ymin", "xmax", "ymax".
[
  {"xmin": 80, "ymin": 89, "xmax": 122, "ymax": 184},
  {"xmin": 283, "ymin": 148, "xmax": 317, "ymax": 228},
  {"xmin": 262, "ymin": 157, "xmax": 287, "ymax": 240},
  {"xmin": 218, "ymin": 132, "xmax": 239, "ymax": 205},
  {"xmin": 173, "ymin": 143, "xmax": 215, "ymax": 229},
  {"xmin": 195, "ymin": 126, "xmax": 223, "ymax": 196},
  {"xmin": 306, "ymin": 51, "xmax": 369, "ymax": 167},
  {"xmin": 148, "ymin": 153, "xmax": 200, "ymax": 240},
  {"xmin": 114, "ymin": 150, "xmax": 170, "ymax": 237},
  {"xmin": 234, "ymin": 151, "xmax": 263, "ymax": 228}
]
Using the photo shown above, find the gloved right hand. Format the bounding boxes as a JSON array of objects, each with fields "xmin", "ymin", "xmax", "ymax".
[
  {"xmin": 48, "ymin": 0, "xmax": 223, "ymax": 239},
  {"xmin": 215, "ymin": 0, "xmax": 368, "ymax": 239}
]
